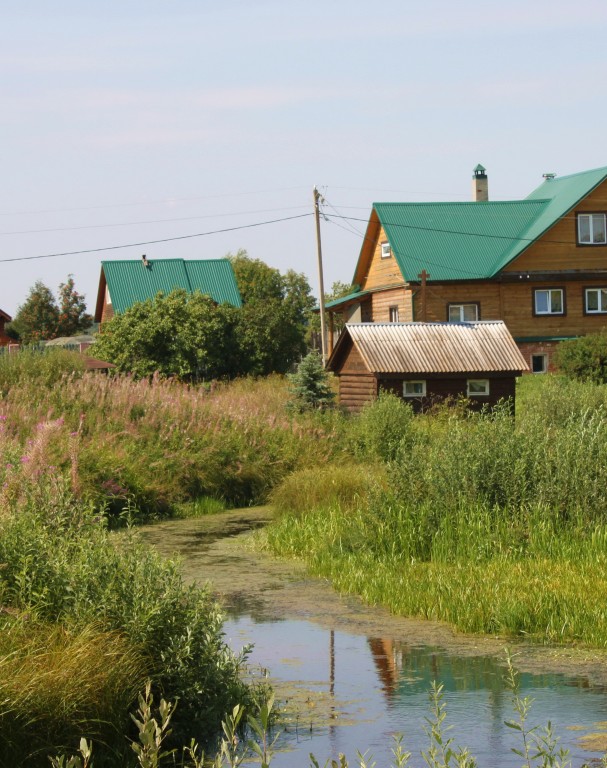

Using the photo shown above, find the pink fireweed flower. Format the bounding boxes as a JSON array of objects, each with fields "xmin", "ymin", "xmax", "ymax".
[{"xmin": 20, "ymin": 456, "xmax": 30, "ymax": 463}]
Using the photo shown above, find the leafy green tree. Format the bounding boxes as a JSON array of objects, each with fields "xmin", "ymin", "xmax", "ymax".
[
  {"xmin": 57, "ymin": 276, "xmax": 93, "ymax": 337},
  {"xmin": 8, "ymin": 276, "xmax": 92, "ymax": 344},
  {"xmin": 228, "ymin": 250, "xmax": 316, "ymax": 375},
  {"xmin": 554, "ymin": 331, "xmax": 607, "ymax": 383},
  {"xmin": 288, "ymin": 350, "xmax": 335, "ymax": 410},
  {"xmin": 8, "ymin": 281, "xmax": 60, "ymax": 344},
  {"xmin": 92, "ymin": 290, "xmax": 240, "ymax": 380},
  {"xmin": 308, "ymin": 280, "xmax": 355, "ymax": 342}
]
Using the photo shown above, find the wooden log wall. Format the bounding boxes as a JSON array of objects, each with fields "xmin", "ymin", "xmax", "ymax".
[{"xmin": 339, "ymin": 373, "xmax": 377, "ymax": 412}]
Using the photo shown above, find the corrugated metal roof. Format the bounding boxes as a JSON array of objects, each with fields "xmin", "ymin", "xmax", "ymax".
[
  {"xmin": 102, "ymin": 258, "xmax": 241, "ymax": 314},
  {"xmin": 324, "ymin": 289, "xmax": 370, "ymax": 309},
  {"xmin": 370, "ymin": 166, "xmax": 607, "ymax": 283},
  {"xmin": 338, "ymin": 321, "xmax": 528, "ymax": 374},
  {"xmin": 374, "ymin": 201, "xmax": 547, "ymax": 282}
]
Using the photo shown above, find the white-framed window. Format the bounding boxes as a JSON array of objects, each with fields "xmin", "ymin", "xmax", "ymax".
[
  {"xmin": 389, "ymin": 306, "xmax": 399, "ymax": 322},
  {"xmin": 448, "ymin": 303, "xmax": 479, "ymax": 322},
  {"xmin": 578, "ymin": 214, "xmax": 607, "ymax": 245},
  {"xmin": 403, "ymin": 380, "xmax": 426, "ymax": 397},
  {"xmin": 531, "ymin": 354, "xmax": 548, "ymax": 374},
  {"xmin": 585, "ymin": 288, "xmax": 607, "ymax": 314},
  {"xmin": 105, "ymin": 286, "xmax": 112, "ymax": 305},
  {"xmin": 381, "ymin": 241, "xmax": 392, "ymax": 259},
  {"xmin": 534, "ymin": 288, "xmax": 564, "ymax": 315},
  {"xmin": 467, "ymin": 379, "xmax": 489, "ymax": 396}
]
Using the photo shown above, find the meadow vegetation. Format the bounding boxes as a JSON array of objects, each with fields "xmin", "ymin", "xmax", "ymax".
[
  {"xmin": 267, "ymin": 374, "xmax": 607, "ymax": 646},
  {"xmin": 4, "ymin": 347, "xmax": 607, "ymax": 763}
]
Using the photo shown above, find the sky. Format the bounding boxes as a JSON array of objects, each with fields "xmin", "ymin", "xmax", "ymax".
[{"xmin": 2, "ymin": 0, "xmax": 607, "ymax": 318}]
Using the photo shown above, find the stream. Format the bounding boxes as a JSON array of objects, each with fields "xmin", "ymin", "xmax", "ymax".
[{"xmin": 140, "ymin": 508, "xmax": 607, "ymax": 767}]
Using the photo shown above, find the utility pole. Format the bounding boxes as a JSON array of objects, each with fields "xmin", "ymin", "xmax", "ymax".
[{"xmin": 314, "ymin": 186, "xmax": 328, "ymax": 364}]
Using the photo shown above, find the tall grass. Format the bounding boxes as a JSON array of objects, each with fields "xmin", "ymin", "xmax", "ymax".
[
  {"xmin": 266, "ymin": 378, "xmax": 607, "ymax": 645},
  {"xmin": 0, "ymin": 371, "xmax": 344, "ymax": 517},
  {"xmin": 0, "ymin": 620, "xmax": 147, "ymax": 767}
]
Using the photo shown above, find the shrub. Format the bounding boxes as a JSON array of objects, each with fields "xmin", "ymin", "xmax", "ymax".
[
  {"xmin": 554, "ymin": 330, "xmax": 607, "ymax": 383},
  {"xmin": 0, "ymin": 473, "xmax": 253, "ymax": 750},
  {"xmin": 349, "ymin": 391, "xmax": 414, "ymax": 462}
]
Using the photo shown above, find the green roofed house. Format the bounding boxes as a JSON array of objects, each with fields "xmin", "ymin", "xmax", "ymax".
[
  {"xmin": 94, "ymin": 257, "xmax": 242, "ymax": 323},
  {"xmin": 326, "ymin": 164, "xmax": 607, "ymax": 374}
]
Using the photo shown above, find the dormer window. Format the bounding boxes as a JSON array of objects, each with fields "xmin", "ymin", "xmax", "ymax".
[
  {"xmin": 578, "ymin": 214, "xmax": 606, "ymax": 245},
  {"xmin": 381, "ymin": 242, "xmax": 392, "ymax": 259}
]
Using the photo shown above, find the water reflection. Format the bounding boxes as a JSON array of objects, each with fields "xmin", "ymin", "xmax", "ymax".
[
  {"xmin": 140, "ymin": 513, "xmax": 607, "ymax": 768},
  {"xmin": 226, "ymin": 618, "xmax": 607, "ymax": 768}
]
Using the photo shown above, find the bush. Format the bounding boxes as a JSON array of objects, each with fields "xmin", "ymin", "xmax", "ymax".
[
  {"xmin": 349, "ymin": 391, "xmax": 414, "ymax": 462},
  {"xmin": 554, "ymin": 330, "xmax": 607, "ymax": 383},
  {"xmin": 0, "ymin": 473, "xmax": 253, "ymax": 753}
]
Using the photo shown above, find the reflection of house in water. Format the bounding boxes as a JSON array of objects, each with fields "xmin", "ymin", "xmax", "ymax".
[{"xmin": 368, "ymin": 638, "xmax": 402, "ymax": 698}]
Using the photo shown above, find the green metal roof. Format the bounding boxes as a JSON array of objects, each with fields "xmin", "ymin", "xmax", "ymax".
[
  {"xmin": 102, "ymin": 258, "xmax": 242, "ymax": 314},
  {"xmin": 370, "ymin": 166, "xmax": 607, "ymax": 284},
  {"xmin": 324, "ymin": 288, "xmax": 370, "ymax": 309}
]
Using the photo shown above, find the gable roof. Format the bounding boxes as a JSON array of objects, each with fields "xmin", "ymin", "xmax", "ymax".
[
  {"xmin": 96, "ymin": 258, "xmax": 242, "ymax": 319},
  {"xmin": 328, "ymin": 321, "xmax": 528, "ymax": 374},
  {"xmin": 351, "ymin": 166, "xmax": 607, "ymax": 287}
]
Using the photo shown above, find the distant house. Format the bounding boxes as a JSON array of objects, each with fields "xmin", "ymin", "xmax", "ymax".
[
  {"xmin": 325, "ymin": 165, "xmax": 607, "ymax": 374},
  {"xmin": 0, "ymin": 309, "xmax": 12, "ymax": 346},
  {"xmin": 326, "ymin": 321, "xmax": 528, "ymax": 412},
  {"xmin": 94, "ymin": 257, "xmax": 242, "ymax": 323}
]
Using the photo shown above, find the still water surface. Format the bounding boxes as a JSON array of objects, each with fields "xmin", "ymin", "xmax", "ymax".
[{"xmin": 141, "ymin": 510, "xmax": 607, "ymax": 767}]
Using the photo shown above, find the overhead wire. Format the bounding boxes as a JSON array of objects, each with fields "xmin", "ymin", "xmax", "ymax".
[{"xmin": 0, "ymin": 213, "xmax": 313, "ymax": 264}]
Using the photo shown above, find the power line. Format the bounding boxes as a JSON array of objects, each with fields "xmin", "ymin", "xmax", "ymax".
[
  {"xmin": 322, "ymin": 213, "xmax": 586, "ymax": 247},
  {"xmin": 0, "ymin": 213, "xmax": 313, "ymax": 265}
]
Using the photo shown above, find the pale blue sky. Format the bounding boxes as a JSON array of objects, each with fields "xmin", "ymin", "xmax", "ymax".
[{"xmin": 2, "ymin": 0, "xmax": 607, "ymax": 317}]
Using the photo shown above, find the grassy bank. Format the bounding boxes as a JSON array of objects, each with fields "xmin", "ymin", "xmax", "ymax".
[
  {"xmin": 266, "ymin": 376, "xmax": 607, "ymax": 646},
  {"xmin": 0, "ymin": 351, "xmax": 343, "ymax": 519}
]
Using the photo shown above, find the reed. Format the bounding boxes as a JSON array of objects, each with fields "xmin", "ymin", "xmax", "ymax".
[{"xmin": 266, "ymin": 376, "xmax": 607, "ymax": 645}]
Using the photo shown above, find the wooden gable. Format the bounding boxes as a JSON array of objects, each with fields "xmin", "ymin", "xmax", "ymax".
[
  {"xmin": 503, "ymin": 176, "xmax": 607, "ymax": 274},
  {"xmin": 352, "ymin": 211, "xmax": 406, "ymax": 292}
]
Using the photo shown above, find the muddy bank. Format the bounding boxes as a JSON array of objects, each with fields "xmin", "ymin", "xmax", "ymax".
[{"xmin": 139, "ymin": 507, "xmax": 607, "ymax": 689}]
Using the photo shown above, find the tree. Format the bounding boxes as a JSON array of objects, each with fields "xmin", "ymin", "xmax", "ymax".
[
  {"xmin": 57, "ymin": 276, "xmax": 93, "ymax": 337},
  {"xmin": 8, "ymin": 281, "xmax": 59, "ymax": 344},
  {"xmin": 288, "ymin": 350, "xmax": 335, "ymax": 410},
  {"xmin": 228, "ymin": 250, "xmax": 316, "ymax": 375},
  {"xmin": 8, "ymin": 276, "xmax": 92, "ymax": 344},
  {"xmin": 92, "ymin": 289, "xmax": 240, "ymax": 380}
]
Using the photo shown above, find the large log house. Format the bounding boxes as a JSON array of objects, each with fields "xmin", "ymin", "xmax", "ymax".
[{"xmin": 326, "ymin": 165, "xmax": 607, "ymax": 376}]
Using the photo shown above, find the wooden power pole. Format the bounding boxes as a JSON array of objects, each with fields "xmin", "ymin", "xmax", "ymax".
[{"xmin": 314, "ymin": 186, "xmax": 328, "ymax": 364}]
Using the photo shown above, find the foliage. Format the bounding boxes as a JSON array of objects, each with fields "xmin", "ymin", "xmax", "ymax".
[
  {"xmin": 271, "ymin": 463, "xmax": 383, "ymax": 519},
  {"xmin": 266, "ymin": 375, "xmax": 607, "ymax": 645},
  {"xmin": 350, "ymin": 392, "xmax": 414, "ymax": 462},
  {"xmin": 8, "ymin": 276, "xmax": 92, "ymax": 344},
  {"xmin": 9, "ymin": 280, "xmax": 59, "ymax": 343},
  {"xmin": 0, "ymin": 467, "xmax": 253, "ymax": 759},
  {"xmin": 554, "ymin": 330, "xmax": 607, "ymax": 383},
  {"xmin": 0, "ymin": 619, "xmax": 146, "ymax": 767},
  {"xmin": 308, "ymin": 280, "xmax": 355, "ymax": 340},
  {"xmin": 288, "ymin": 350, "xmax": 335, "ymax": 410},
  {"xmin": 57, "ymin": 276, "xmax": 94, "ymax": 337},
  {"xmin": 50, "ymin": 656, "xmax": 573, "ymax": 768},
  {"xmin": 92, "ymin": 289, "xmax": 240, "ymax": 380},
  {"xmin": 229, "ymin": 250, "xmax": 316, "ymax": 374},
  {"xmin": 0, "ymin": 347, "xmax": 85, "ymax": 397}
]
